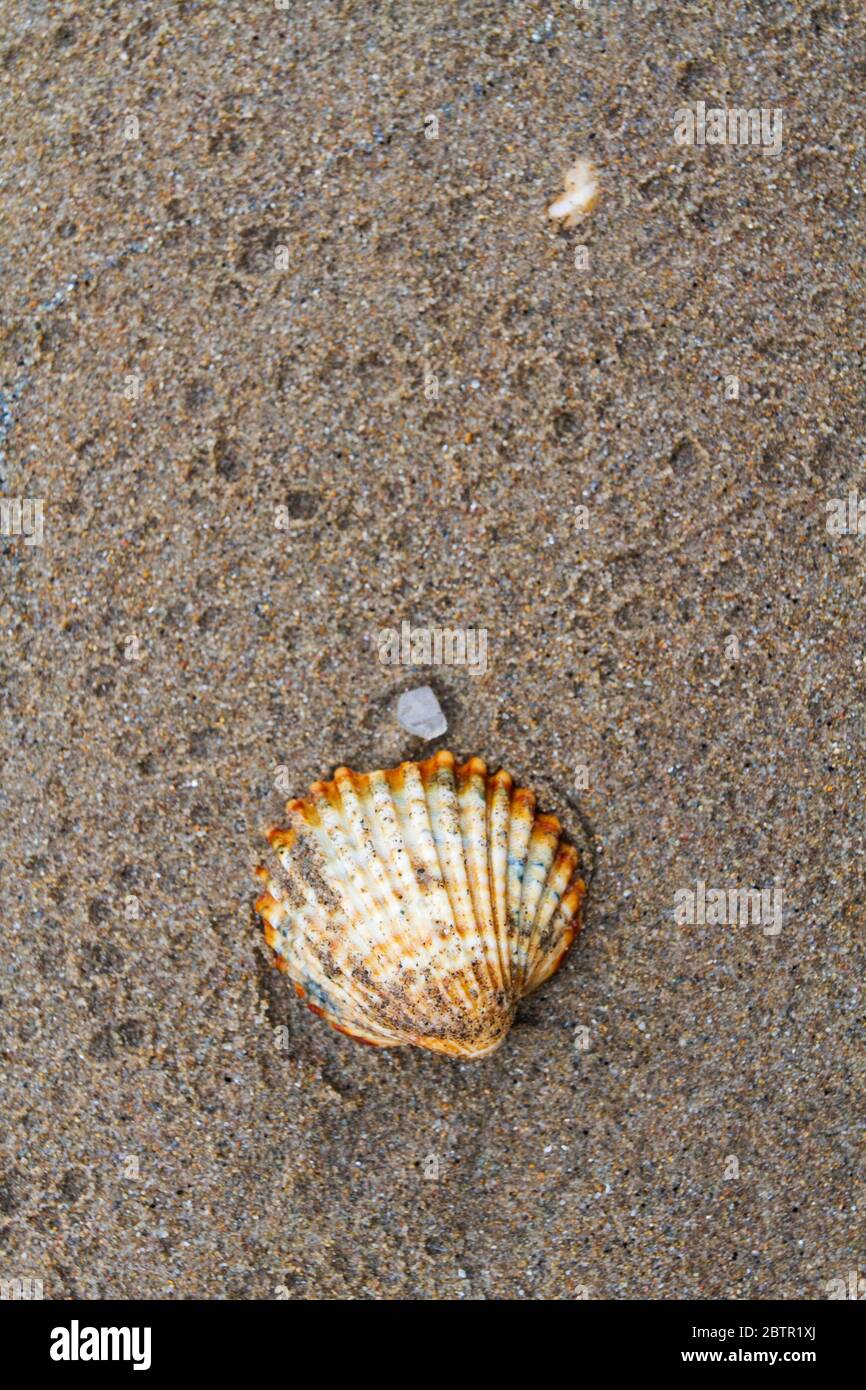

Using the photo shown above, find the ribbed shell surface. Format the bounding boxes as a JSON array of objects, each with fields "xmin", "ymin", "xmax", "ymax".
[{"xmin": 255, "ymin": 751, "xmax": 586, "ymax": 1058}]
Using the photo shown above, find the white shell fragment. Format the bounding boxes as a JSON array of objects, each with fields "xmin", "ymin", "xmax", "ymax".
[
  {"xmin": 397, "ymin": 685, "xmax": 447, "ymax": 740},
  {"xmin": 255, "ymin": 752, "xmax": 587, "ymax": 1058},
  {"xmin": 547, "ymin": 158, "xmax": 600, "ymax": 228}
]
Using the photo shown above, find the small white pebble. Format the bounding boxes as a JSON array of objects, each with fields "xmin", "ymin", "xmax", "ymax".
[{"xmin": 397, "ymin": 685, "xmax": 447, "ymax": 740}]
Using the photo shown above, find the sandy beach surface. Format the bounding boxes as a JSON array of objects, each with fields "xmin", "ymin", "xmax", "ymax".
[{"xmin": 1, "ymin": 0, "xmax": 864, "ymax": 1299}]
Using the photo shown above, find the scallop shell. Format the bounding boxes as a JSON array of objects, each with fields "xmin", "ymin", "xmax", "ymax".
[{"xmin": 254, "ymin": 751, "xmax": 587, "ymax": 1059}]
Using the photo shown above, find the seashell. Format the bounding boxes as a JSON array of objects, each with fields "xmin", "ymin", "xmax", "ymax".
[
  {"xmin": 547, "ymin": 158, "xmax": 600, "ymax": 227},
  {"xmin": 255, "ymin": 751, "xmax": 588, "ymax": 1058}
]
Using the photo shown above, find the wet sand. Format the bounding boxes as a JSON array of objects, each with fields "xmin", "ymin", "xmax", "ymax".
[{"xmin": 0, "ymin": 1, "xmax": 863, "ymax": 1298}]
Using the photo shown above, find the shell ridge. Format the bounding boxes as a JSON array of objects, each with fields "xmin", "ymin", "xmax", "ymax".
[
  {"xmin": 263, "ymin": 844, "xmax": 396, "ymax": 1038},
  {"xmin": 506, "ymin": 789, "xmax": 535, "ymax": 979},
  {"xmin": 422, "ymin": 758, "xmax": 494, "ymax": 1011},
  {"xmin": 515, "ymin": 816, "xmax": 560, "ymax": 991},
  {"xmin": 524, "ymin": 844, "xmax": 580, "ymax": 983},
  {"xmin": 309, "ymin": 784, "xmax": 419, "ymax": 1042},
  {"xmin": 456, "ymin": 758, "xmax": 507, "ymax": 999},
  {"xmin": 386, "ymin": 765, "xmax": 476, "ymax": 1027},
  {"xmin": 486, "ymin": 769, "xmax": 514, "ymax": 993},
  {"xmin": 525, "ymin": 879, "xmax": 586, "ymax": 994},
  {"xmin": 333, "ymin": 772, "xmax": 459, "ymax": 1043},
  {"xmin": 332, "ymin": 772, "xmax": 415, "ymax": 976},
  {"xmin": 366, "ymin": 770, "xmax": 473, "ymax": 1036},
  {"xmin": 273, "ymin": 811, "xmax": 408, "ymax": 1039}
]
